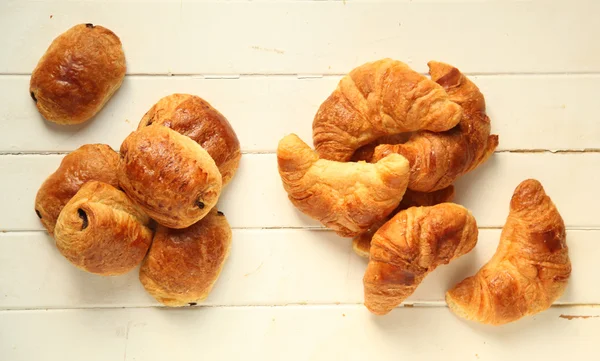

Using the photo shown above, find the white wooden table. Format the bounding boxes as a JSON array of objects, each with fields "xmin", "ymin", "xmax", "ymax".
[{"xmin": 0, "ymin": 1, "xmax": 599, "ymax": 360}]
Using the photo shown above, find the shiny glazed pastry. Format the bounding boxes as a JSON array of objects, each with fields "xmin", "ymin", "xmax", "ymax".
[
  {"xmin": 54, "ymin": 181, "xmax": 153, "ymax": 276},
  {"xmin": 364, "ymin": 203, "xmax": 478, "ymax": 315},
  {"xmin": 139, "ymin": 209, "xmax": 232, "ymax": 306},
  {"xmin": 446, "ymin": 179, "xmax": 571, "ymax": 325},
  {"xmin": 138, "ymin": 94, "xmax": 241, "ymax": 185},
  {"xmin": 352, "ymin": 185, "xmax": 455, "ymax": 258},
  {"xmin": 277, "ymin": 134, "xmax": 410, "ymax": 237},
  {"xmin": 119, "ymin": 125, "xmax": 222, "ymax": 229},
  {"xmin": 35, "ymin": 144, "xmax": 119, "ymax": 234},
  {"xmin": 29, "ymin": 24, "xmax": 126, "ymax": 124},
  {"xmin": 374, "ymin": 61, "xmax": 498, "ymax": 192},
  {"xmin": 312, "ymin": 58, "xmax": 462, "ymax": 161}
]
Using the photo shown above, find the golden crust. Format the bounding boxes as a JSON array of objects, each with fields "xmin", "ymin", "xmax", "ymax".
[
  {"xmin": 138, "ymin": 94, "xmax": 241, "ymax": 185},
  {"xmin": 446, "ymin": 179, "xmax": 571, "ymax": 325},
  {"xmin": 29, "ymin": 24, "xmax": 126, "ymax": 124},
  {"xmin": 352, "ymin": 185, "xmax": 455, "ymax": 258},
  {"xmin": 118, "ymin": 125, "xmax": 222, "ymax": 229},
  {"xmin": 54, "ymin": 181, "xmax": 153, "ymax": 276},
  {"xmin": 34, "ymin": 144, "xmax": 119, "ymax": 234},
  {"xmin": 277, "ymin": 134, "xmax": 410, "ymax": 237},
  {"xmin": 364, "ymin": 203, "xmax": 478, "ymax": 315},
  {"xmin": 312, "ymin": 59, "xmax": 462, "ymax": 161},
  {"xmin": 139, "ymin": 209, "xmax": 232, "ymax": 306},
  {"xmin": 374, "ymin": 61, "xmax": 498, "ymax": 192}
]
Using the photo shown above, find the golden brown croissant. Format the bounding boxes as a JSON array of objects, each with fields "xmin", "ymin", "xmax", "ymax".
[
  {"xmin": 119, "ymin": 125, "xmax": 222, "ymax": 229},
  {"xmin": 277, "ymin": 134, "xmax": 409, "ymax": 237},
  {"xmin": 54, "ymin": 181, "xmax": 153, "ymax": 276},
  {"xmin": 139, "ymin": 209, "xmax": 231, "ymax": 306},
  {"xmin": 364, "ymin": 203, "xmax": 478, "ymax": 315},
  {"xmin": 350, "ymin": 133, "xmax": 412, "ymax": 163},
  {"xmin": 446, "ymin": 179, "xmax": 571, "ymax": 325},
  {"xmin": 35, "ymin": 144, "xmax": 119, "ymax": 234},
  {"xmin": 313, "ymin": 58, "xmax": 462, "ymax": 161},
  {"xmin": 352, "ymin": 185, "xmax": 455, "ymax": 258},
  {"xmin": 30, "ymin": 24, "xmax": 126, "ymax": 124},
  {"xmin": 374, "ymin": 61, "xmax": 499, "ymax": 192},
  {"xmin": 138, "ymin": 94, "xmax": 241, "ymax": 186}
]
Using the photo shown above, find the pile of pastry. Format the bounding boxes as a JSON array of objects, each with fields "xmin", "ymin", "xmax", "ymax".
[
  {"xmin": 277, "ymin": 59, "xmax": 571, "ymax": 325},
  {"xmin": 32, "ymin": 24, "xmax": 239, "ymax": 306}
]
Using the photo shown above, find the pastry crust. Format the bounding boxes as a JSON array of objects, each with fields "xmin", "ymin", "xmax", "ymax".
[
  {"xmin": 364, "ymin": 203, "xmax": 478, "ymax": 315},
  {"xmin": 118, "ymin": 125, "xmax": 222, "ymax": 229},
  {"xmin": 139, "ymin": 209, "xmax": 232, "ymax": 306},
  {"xmin": 446, "ymin": 179, "xmax": 571, "ymax": 325},
  {"xmin": 277, "ymin": 134, "xmax": 410, "ymax": 237},
  {"xmin": 34, "ymin": 144, "xmax": 119, "ymax": 234},
  {"xmin": 138, "ymin": 94, "xmax": 241, "ymax": 186},
  {"xmin": 374, "ymin": 61, "xmax": 498, "ymax": 192},
  {"xmin": 54, "ymin": 181, "xmax": 153, "ymax": 276},
  {"xmin": 313, "ymin": 58, "xmax": 462, "ymax": 161},
  {"xmin": 29, "ymin": 24, "xmax": 126, "ymax": 124}
]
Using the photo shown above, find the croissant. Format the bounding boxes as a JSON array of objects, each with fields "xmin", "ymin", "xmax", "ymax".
[
  {"xmin": 119, "ymin": 125, "xmax": 222, "ymax": 229},
  {"xmin": 277, "ymin": 134, "xmax": 409, "ymax": 237},
  {"xmin": 312, "ymin": 58, "xmax": 462, "ymax": 161},
  {"xmin": 374, "ymin": 61, "xmax": 499, "ymax": 192},
  {"xmin": 54, "ymin": 181, "xmax": 153, "ymax": 276},
  {"xmin": 446, "ymin": 179, "xmax": 571, "ymax": 325},
  {"xmin": 30, "ymin": 24, "xmax": 126, "ymax": 124},
  {"xmin": 35, "ymin": 143, "xmax": 119, "ymax": 234},
  {"xmin": 350, "ymin": 133, "xmax": 411, "ymax": 163},
  {"xmin": 364, "ymin": 203, "xmax": 478, "ymax": 315},
  {"xmin": 139, "ymin": 209, "xmax": 231, "ymax": 306},
  {"xmin": 138, "ymin": 94, "xmax": 241, "ymax": 186},
  {"xmin": 352, "ymin": 185, "xmax": 455, "ymax": 258}
]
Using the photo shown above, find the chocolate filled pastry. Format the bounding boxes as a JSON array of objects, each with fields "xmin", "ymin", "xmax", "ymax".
[
  {"xmin": 312, "ymin": 58, "xmax": 462, "ymax": 161},
  {"xmin": 374, "ymin": 61, "xmax": 499, "ymax": 192},
  {"xmin": 446, "ymin": 179, "xmax": 571, "ymax": 325},
  {"xmin": 364, "ymin": 203, "xmax": 478, "ymax": 315},
  {"xmin": 30, "ymin": 24, "xmax": 126, "ymax": 124},
  {"xmin": 138, "ymin": 94, "xmax": 241, "ymax": 186},
  {"xmin": 139, "ymin": 209, "xmax": 231, "ymax": 306},
  {"xmin": 54, "ymin": 181, "xmax": 153, "ymax": 276},
  {"xmin": 277, "ymin": 134, "xmax": 410, "ymax": 237},
  {"xmin": 118, "ymin": 125, "xmax": 222, "ymax": 229},
  {"xmin": 35, "ymin": 144, "xmax": 119, "ymax": 234}
]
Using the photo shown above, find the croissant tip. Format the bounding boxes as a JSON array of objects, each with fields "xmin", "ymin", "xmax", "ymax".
[{"xmin": 510, "ymin": 179, "xmax": 546, "ymax": 212}]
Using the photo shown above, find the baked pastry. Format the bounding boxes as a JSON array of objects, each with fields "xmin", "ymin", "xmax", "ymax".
[
  {"xmin": 29, "ymin": 24, "xmax": 126, "ymax": 124},
  {"xmin": 54, "ymin": 181, "xmax": 153, "ymax": 276},
  {"xmin": 277, "ymin": 134, "xmax": 410, "ymax": 237},
  {"xmin": 118, "ymin": 125, "xmax": 222, "ymax": 229},
  {"xmin": 312, "ymin": 58, "xmax": 462, "ymax": 161},
  {"xmin": 35, "ymin": 143, "xmax": 119, "ymax": 234},
  {"xmin": 364, "ymin": 203, "xmax": 478, "ymax": 315},
  {"xmin": 350, "ymin": 133, "xmax": 411, "ymax": 162},
  {"xmin": 352, "ymin": 185, "xmax": 455, "ymax": 258},
  {"xmin": 374, "ymin": 61, "xmax": 499, "ymax": 192},
  {"xmin": 446, "ymin": 179, "xmax": 570, "ymax": 325},
  {"xmin": 138, "ymin": 94, "xmax": 241, "ymax": 186},
  {"xmin": 139, "ymin": 209, "xmax": 231, "ymax": 306}
]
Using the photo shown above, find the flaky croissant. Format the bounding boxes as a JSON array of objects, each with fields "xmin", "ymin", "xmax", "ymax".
[
  {"xmin": 277, "ymin": 134, "xmax": 410, "ymax": 237},
  {"xmin": 54, "ymin": 181, "xmax": 153, "ymax": 276},
  {"xmin": 364, "ymin": 203, "xmax": 478, "ymax": 315},
  {"xmin": 446, "ymin": 179, "xmax": 571, "ymax": 325},
  {"xmin": 139, "ymin": 209, "xmax": 231, "ymax": 306},
  {"xmin": 313, "ymin": 59, "xmax": 462, "ymax": 161},
  {"xmin": 119, "ymin": 125, "xmax": 222, "ymax": 229},
  {"xmin": 374, "ymin": 61, "xmax": 499, "ymax": 192},
  {"xmin": 35, "ymin": 144, "xmax": 119, "ymax": 234},
  {"xmin": 352, "ymin": 185, "xmax": 455, "ymax": 258}
]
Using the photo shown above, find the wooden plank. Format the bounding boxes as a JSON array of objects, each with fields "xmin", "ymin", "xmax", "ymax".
[
  {"xmin": 1, "ymin": 1, "xmax": 598, "ymax": 75},
  {"xmin": 1, "ymin": 153, "xmax": 599, "ymax": 231},
  {"xmin": 1, "ymin": 74, "xmax": 599, "ymax": 153},
  {"xmin": 1, "ymin": 306, "xmax": 598, "ymax": 361},
  {"xmin": 0, "ymin": 229, "xmax": 595, "ymax": 309}
]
